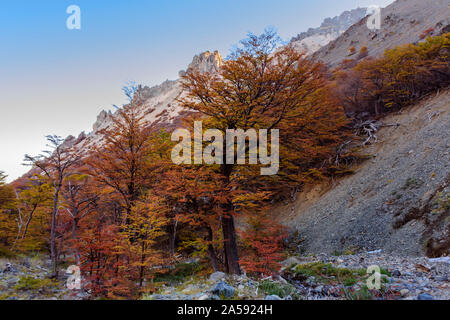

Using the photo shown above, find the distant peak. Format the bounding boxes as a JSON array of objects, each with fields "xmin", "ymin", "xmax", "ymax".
[{"xmin": 180, "ymin": 50, "xmax": 223, "ymax": 76}]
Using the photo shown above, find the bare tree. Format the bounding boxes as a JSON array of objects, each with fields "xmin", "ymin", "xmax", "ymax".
[{"xmin": 24, "ymin": 135, "xmax": 81, "ymax": 278}]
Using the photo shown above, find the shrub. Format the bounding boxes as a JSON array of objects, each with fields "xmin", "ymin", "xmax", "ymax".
[
  {"xmin": 334, "ymin": 33, "xmax": 450, "ymax": 117},
  {"xmin": 349, "ymin": 46, "xmax": 356, "ymax": 55},
  {"xmin": 239, "ymin": 215, "xmax": 287, "ymax": 277},
  {"xmin": 358, "ymin": 46, "xmax": 368, "ymax": 59}
]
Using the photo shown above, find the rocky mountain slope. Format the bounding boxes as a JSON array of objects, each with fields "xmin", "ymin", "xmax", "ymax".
[
  {"xmin": 276, "ymin": 89, "xmax": 449, "ymax": 257},
  {"xmin": 313, "ymin": 0, "xmax": 450, "ymax": 67},
  {"xmin": 290, "ymin": 7, "xmax": 368, "ymax": 55}
]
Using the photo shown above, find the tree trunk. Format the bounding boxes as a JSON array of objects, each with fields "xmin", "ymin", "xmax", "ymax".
[
  {"xmin": 206, "ymin": 226, "xmax": 219, "ymax": 272},
  {"xmin": 139, "ymin": 242, "xmax": 145, "ymax": 288},
  {"xmin": 72, "ymin": 219, "xmax": 80, "ymax": 265},
  {"xmin": 221, "ymin": 214, "xmax": 241, "ymax": 275},
  {"xmin": 50, "ymin": 186, "xmax": 60, "ymax": 278},
  {"xmin": 168, "ymin": 220, "xmax": 178, "ymax": 256},
  {"xmin": 22, "ymin": 203, "xmax": 38, "ymax": 239}
]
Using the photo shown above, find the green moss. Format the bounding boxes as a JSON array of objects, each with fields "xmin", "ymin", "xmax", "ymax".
[{"xmin": 14, "ymin": 276, "xmax": 59, "ymax": 292}]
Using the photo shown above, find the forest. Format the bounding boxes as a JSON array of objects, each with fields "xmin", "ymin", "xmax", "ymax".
[{"xmin": 0, "ymin": 31, "xmax": 448, "ymax": 299}]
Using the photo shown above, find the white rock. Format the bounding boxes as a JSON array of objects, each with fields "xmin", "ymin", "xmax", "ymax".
[
  {"xmin": 209, "ymin": 272, "xmax": 226, "ymax": 282},
  {"xmin": 428, "ymin": 257, "xmax": 450, "ymax": 264}
]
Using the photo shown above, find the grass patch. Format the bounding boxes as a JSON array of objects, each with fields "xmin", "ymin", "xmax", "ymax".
[
  {"xmin": 294, "ymin": 262, "xmax": 366, "ymax": 286},
  {"xmin": 345, "ymin": 285, "xmax": 374, "ymax": 300},
  {"xmin": 152, "ymin": 262, "xmax": 204, "ymax": 285},
  {"xmin": 402, "ymin": 177, "xmax": 423, "ymax": 190},
  {"xmin": 14, "ymin": 276, "xmax": 59, "ymax": 292},
  {"xmin": 258, "ymin": 280, "xmax": 300, "ymax": 300}
]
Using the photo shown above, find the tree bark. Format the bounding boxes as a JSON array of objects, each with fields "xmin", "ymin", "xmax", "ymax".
[
  {"xmin": 50, "ymin": 186, "xmax": 60, "ymax": 278},
  {"xmin": 221, "ymin": 214, "xmax": 241, "ymax": 275},
  {"xmin": 72, "ymin": 218, "xmax": 80, "ymax": 265},
  {"xmin": 168, "ymin": 220, "xmax": 178, "ymax": 256},
  {"xmin": 206, "ymin": 226, "xmax": 219, "ymax": 272}
]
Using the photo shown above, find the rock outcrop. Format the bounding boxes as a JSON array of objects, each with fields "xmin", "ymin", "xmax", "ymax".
[{"xmin": 291, "ymin": 8, "xmax": 368, "ymax": 54}]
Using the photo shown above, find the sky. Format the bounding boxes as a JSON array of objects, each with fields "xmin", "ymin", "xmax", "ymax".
[{"xmin": 0, "ymin": 0, "xmax": 395, "ymax": 182}]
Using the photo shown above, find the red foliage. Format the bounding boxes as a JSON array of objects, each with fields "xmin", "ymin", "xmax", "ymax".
[{"xmin": 239, "ymin": 215, "xmax": 287, "ymax": 277}]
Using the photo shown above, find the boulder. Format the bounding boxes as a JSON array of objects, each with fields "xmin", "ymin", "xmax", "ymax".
[
  {"xmin": 212, "ymin": 282, "xmax": 235, "ymax": 298},
  {"xmin": 209, "ymin": 272, "xmax": 226, "ymax": 282},
  {"xmin": 417, "ymin": 293, "xmax": 433, "ymax": 300}
]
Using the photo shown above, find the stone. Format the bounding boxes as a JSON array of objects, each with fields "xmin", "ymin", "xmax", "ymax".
[
  {"xmin": 212, "ymin": 282, "xmax": 235, "ymax": 298},
  {"xmin": 435, "ymin": 275, "xmax": 448, "ymax": 282},
  {"xmin": 392, "ymin": 270, "xmax": 401, "ymax": 277},
  {"xmin": 198, "ymin": 294, "xmax": 210, "ymax": 300},
  {"xmin": 417, "ymin": 293, "xmax": 433, "ymax": 300},
  {"xmin": 400, "ymin": 289, "xmax": 409, "ymax": 297},
  {"xmin": 3, "ymin": 263, "xmax": 17, "ymax": 274},
  {"xmin": 428, "ymin": 257, "xmax": 450, "ymax": 264},
  {"xmin": 209, "ymin": 272, "xmax": 226, "ymax": 282},
  {"xmin": 306, "ymin": 276, "xmax": 316, "ymax": 285},
  {"xmin": 265, "ymin": 295, "xmax": 282, "ymax": 300},
  {"xmin": 280, "ymin": 257, "xmax": 302, "ymax": 268},
  {"xmin": 314, "ymin": 286, "xmax": 324, "ymax": 294}
]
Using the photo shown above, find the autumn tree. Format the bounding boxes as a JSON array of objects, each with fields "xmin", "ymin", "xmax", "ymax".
[
  {"xmin": 154, "ymin": 164, "xmax": 229, "ymax": 271},
  {"xmin": 0, "ymin": 171, "xmax": 16, "ymax": 249},
  {"xmin": 13, "ymin": 176, "xmax": 52, "ymax": 250},
  {"xmin": 24, "ymin": 135, "xmax": 81, "ymax": 277},
  {"xmin": 61, "ymin": 173, "xmax": 98, "ymax": 264},
  {"xmin": 117, "ymin": 198, "xmax": 167, "ymax": 291},
  {"xmin": 88, "ymin": 104, "xmax": 157, "ymax": 226},
  {"xmin": 180, "ymin": 30, "xmax": 347, "ymax": 274},
  {"xmin": 0, "ymin": 171, "xmax": 14, "ymax": 209}
]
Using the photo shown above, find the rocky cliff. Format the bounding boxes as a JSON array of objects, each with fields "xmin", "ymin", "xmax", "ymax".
[{"xmin": 313, "ymin": 0, "xmax": 450, "ymax": 67}]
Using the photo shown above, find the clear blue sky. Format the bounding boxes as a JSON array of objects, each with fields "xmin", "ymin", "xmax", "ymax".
[{"xmin": 0, "ymin": 0, "xmax": 394, "ymax": 182}]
